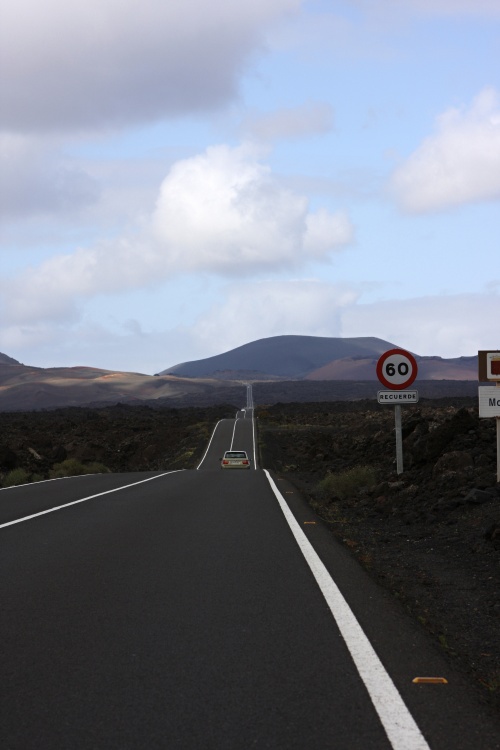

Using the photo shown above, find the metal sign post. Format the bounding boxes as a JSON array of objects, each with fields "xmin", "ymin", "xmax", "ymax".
[
  {"xmin": 497, "ymin": 408, "xmax": 500, "ymax": 484},
  {"xmin": 376, "ymin": 349, "xmax": 419, "ymax": 475},
  {"xmin": 395, "ymin": 404, "xmax": 404, "ymax": 475}
]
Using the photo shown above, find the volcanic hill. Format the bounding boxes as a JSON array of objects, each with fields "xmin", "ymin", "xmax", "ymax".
[{"xmin": 0, "ymin": 335, "xmax": 480, "ymax": 411}]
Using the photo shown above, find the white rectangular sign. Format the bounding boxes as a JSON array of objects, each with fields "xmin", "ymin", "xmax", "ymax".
[
  {"xmin": 478, "ymin": 386, "xmax": 500, "ymax": 417},
  {"xmin": 377, "ymin": 390, "xmax": 419, "ymax": 404}
]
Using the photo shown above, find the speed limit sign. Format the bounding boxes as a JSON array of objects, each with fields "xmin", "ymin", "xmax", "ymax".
[{"xmin": 376, "ymin": 349, "xmax": 418, "ymax": 390}]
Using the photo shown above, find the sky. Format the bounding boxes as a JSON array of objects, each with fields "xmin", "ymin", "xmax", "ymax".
[{"xmin": 0, "ymin": 0, "xmax": 499, "ymax": 374}]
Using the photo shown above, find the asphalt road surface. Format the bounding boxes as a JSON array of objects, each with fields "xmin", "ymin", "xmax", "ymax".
[{"xmin": 1, "ymin": 395, "xmax": 499, "ymax": 749}]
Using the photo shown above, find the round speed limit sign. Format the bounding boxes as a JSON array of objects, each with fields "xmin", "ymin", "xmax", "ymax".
[{"xmin": 376, "ymin": 349, "xmax": 418, "ymax": 390}]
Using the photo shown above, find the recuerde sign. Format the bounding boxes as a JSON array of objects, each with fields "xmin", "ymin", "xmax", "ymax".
[{"xmin": 377, "ymin": 390, "xmax": 419, "ymax": 404}]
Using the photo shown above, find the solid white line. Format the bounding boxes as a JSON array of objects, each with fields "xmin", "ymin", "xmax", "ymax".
[
  {"xmin": 0, "ymin": 471, "xmax": 184, "ymax": 530},
  {"xmin": 252, "ymin": 412, "xmax": 258, "ymax": 470},
  {"xmin": 196, "ymin": 420, "xmax": 223, "ymax": 470},
  {"xmin": 229, "ymin": 416, "xmax": 238, "ymax": 450},
  {"xmin": 0, "ymin": 474, "xmax": 93, "ymax": 492},
  {"xmin": 248, "ymin": 385, "xmax": 258, "ymax": 469},
  {"xmin": 264, "ymin": 470, "xmax": 430, "ymax": 750}
]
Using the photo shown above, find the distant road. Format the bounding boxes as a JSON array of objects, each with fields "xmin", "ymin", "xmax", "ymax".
[
  {"xmin": 196, "ymin": 392, "xmax": 257, "ymax": 471},
  {"xmin": 1, "ymin": 385, "xmax": 498, "ymax": 749}
]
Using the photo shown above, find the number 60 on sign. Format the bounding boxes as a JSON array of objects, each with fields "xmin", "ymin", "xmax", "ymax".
[{"xmin": 376, "ymin": 349, "xmax": 418, "ymax": 390}]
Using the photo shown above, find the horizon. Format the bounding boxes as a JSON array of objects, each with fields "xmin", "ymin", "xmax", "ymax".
[
  {"xmin": 1, "ymin": 0, "xmax": 499, "ymax": 373},
  {"xmin": 2, "ymin": 332, "xmax": 480, "ymax": 376}
]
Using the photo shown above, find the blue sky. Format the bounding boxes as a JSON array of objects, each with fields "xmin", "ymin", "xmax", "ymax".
[{"xmin": 1, "ymin": 0, "xmax": 499, "ymax": 373}]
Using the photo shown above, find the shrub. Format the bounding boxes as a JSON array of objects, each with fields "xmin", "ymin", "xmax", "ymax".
[
  {"xmin": 3, "ymin": 468, "xmax": 31, "ymax": 487},
  {"xmin": 84, "ymin": 462, "xmax": 110, "ymax": 475},
  {"xmin": 49, "ymin": 459, "xmax": 110, "ymax": 479},
  {"xmin": 317, "ymin": 465, "xmax": 378, "ymax": 501}
]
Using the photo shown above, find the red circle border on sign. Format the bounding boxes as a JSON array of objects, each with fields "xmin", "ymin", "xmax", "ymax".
[{"xmin": 376, "ymin": 348, "xmax": 418, "ymax": 390}]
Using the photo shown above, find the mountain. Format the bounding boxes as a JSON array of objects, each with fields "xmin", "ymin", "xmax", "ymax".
[
  {"xmin": 159, "ymin": 335, "xmax": 478, "ymax": 381},
  {"xmin": 0, "ymin": 337, "xmax": 480, "ymax": 411},
  {"xmin": 159, "ymin": 335, "xmax": 398, "ymax": 379},
  {"xmin": 0, "ymin": 352, "xmax": 21, "ymax": 365},
  {"xmin": 0, "ymin": 363, "xmax": 237, "ymax": 411},
  {"xmin": 305, "ymin": 354, "xmax": 478, "ymax": 382}
]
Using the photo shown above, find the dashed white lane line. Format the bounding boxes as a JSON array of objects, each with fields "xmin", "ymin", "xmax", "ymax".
[
  {"xmin": 196, "ymin": 420, "xmax": 224, "ymax": 470},
  {"xmin": 0, "ymin": 472, "xmax": 183, "ymax": 530},
  {"xmin": 264, "ymin": 469, "xmax": 430, "ymax": 750},
  {"xmin": 230, "ymin": 416, "xmax": 238, "ymax": 450},
  {"xmin": 252, "ymin": 412, "xmax": 258, "ymax": 470}
]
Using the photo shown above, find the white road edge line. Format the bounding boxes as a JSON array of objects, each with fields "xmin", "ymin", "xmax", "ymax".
[
  {"xmin": 264, "ymin": 469, "xmax": 430, "ymax": 750},
  {"xmin": 0, "ymin": 474, "xmax": 96, "ymax": 491},
  {"xmin": 196, "ymin": 420, "xmax": 223, "ymax": 470},
  {"xmin": 252, "ymin": 413, "xmax": 257, "ymax": 470},
  {"xmin": 230, "ymin": 416, "xmax": 238, "ymax": 450},
  {"xmin": 246, "ymin": 384, "xmax": 257, "ymax": 469},
  {"xmin": 0, "ymin": 471, "xmax": 184, "ymax": 530}
]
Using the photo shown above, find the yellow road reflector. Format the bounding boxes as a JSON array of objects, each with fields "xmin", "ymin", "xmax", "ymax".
[
  {"xmin": 304, "ymin": 521, "xmax": 317, "ymax": 525},
  {"xmin": 412, "ymin": 677, "xmax": 448, "ymax": 684}
]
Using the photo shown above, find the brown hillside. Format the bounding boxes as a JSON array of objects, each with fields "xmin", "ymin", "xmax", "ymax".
[{"xmin": 306, "ymin": 355, "xmax": 478, "ymax": 381}]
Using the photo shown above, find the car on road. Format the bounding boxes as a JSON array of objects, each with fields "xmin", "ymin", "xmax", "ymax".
[{"xmin": 220, "ymin": 450, "xmax": 251, "ymax": 469}]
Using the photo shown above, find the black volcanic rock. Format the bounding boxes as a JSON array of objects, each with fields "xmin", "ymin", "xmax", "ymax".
[{"xmin": 257, "ymin": 398, "xmax": 500, "ymax": 711}]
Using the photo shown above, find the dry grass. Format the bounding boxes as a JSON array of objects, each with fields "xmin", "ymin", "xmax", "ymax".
[{"xmin": 317, "ymin": 465, "xmax": 378, "ymax": 501}]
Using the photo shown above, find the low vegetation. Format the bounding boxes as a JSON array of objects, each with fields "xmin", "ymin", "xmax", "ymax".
[
  {"xmin": 1, "ymin": 460, "xmax": 109, "ymax": 486},
  {"xmin": 316, "ymin": 465, "xmax": 378, "ymax": 501},
  {"xmin": 49, "ymin": 459, "xmax": 110, "ymax": 478},
  {"xmin": 2, "ymin": 468, "xmax": 37, "ymax": 487}
]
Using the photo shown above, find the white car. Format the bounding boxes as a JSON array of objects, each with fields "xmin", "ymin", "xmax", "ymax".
[{"xmin": 220, "ymin": 450, "xmax": 251, "ymax": 469}]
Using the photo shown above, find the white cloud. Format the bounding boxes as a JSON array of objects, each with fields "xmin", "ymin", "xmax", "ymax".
[
  {"xmin": 303, "ymin": 209, "xmax": 353, "ymax": 258},
  {"xmin": 0, "ymin": 134, "xmax": 99, "ymax": 218},
  {"xmin": 190, "ymin": 279, "xmax": 360, "ymax": 354},
  {"xmin": 0, "ymin": 0, "xmax": 299, "ymax": 133},
  {"xmin": 391, "ymin": 88, "xmax": 500, "ymax": 212},
  {"xmin": 3, "ymin": 282, "xmax": 499, "ymax": 370},
  {"xmin": 0, "ymin": 318, "xmax": 192, "ymax": 373},
  {"xmin": 342, "ymin": 292, "xmax": 500, "ymax": 357},
  {"xmin": 191, "ymin": 282, "xmax": 500, "ymax": 360},
  {"xmin": 241, "ymin": 102, "xmax": 334, "ymax": 142},
  {"xmin": 0, "ymin": 143, "xmax": 354, "ymax": 324},
  {"xmin": 152, "ymin": 143, "xmax": 353, "ymax": 274},
  {"xmin": 391, "ymin": 88, "xmax": 500, "ymax": 213}
]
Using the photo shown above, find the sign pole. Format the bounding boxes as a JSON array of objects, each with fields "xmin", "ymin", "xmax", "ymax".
[
  {"xmin": 496, "ymin": 417, "xmax": 500, "ymax": 483},
  {"xmin": 478, "ymin": 352, "xmax": 500, "ymax": 483},
  {"xmin": 497, "ymin": 382, "xmax": 500, "ymax": 483},
  {"xmin": 376, "ymin": 348, "xmax": 418, "ymax": 476},
  {"xmin": 395, "ymin": 404, "xmax": 403, "ymax": 475}
]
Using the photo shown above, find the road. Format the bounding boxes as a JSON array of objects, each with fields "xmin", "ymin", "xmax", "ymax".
[{"xmin": 1, "ymin": 388, "xmax": 498, "ymax": 749}]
